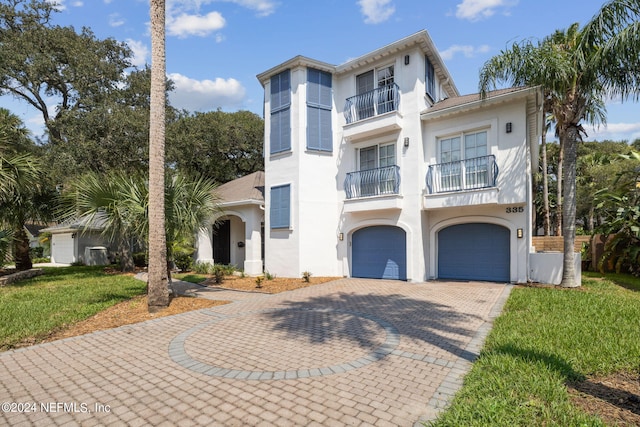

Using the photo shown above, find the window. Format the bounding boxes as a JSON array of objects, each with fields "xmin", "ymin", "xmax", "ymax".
[
  {"xmin": 358, "ymin": 143, "xmax": 397, "ymax": 196},
  {"xmin": 425, "ymin": 56, "xmax": 435, "ymax": 101},
  {"xmin": 354, "ymin": 65, "xmax": 396, "ymax": 120},
  {"xmin": 307, "ymin": 68, "xmax": 333, "ymax": 152},
  {"xmin": 270, "ymin": 70, "xmax": 291, "ymax": 154},
  {"xmin": 270, "ymin": 184, "xmax": 290, "ymax": 229},
  {"xmin": 438, "ymin": 130, "xmax": 490, "ymax": 191}
]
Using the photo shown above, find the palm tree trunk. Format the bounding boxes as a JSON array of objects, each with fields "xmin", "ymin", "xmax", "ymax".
[
  {"xmin": 541, "ymin": 132, "xmax": 551, "ymax": 236},
  {"xmin": 556, "ymin": 142, "xmax": 563, "ymax": 236},
  {"xmin": 13, "ymin": 225, "xmax": 32, "ymax": 271},
  {"xmin": 560, "ymin": 126, "xmax": 579, "ymax": 287},
  {"xmin": 147, "ymin": 0, "xmax": 170, "ymax": 312}
]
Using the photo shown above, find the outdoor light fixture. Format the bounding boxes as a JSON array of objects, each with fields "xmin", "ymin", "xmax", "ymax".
[
  {"xmin": 339, "ymin": 233, "xmax": 344, "ymax": 241},
  {"xmin": 404, "ymin": 137, "xmax": 410, "ymax": 147},
  {"xmin": 506, "ymin": 122, "xmax": 513, "ymax": 133},
  {"xmin": 404, "ymin": 55, "xmax": 410, "ymax": 65},
  {"xmin": 517, "ymin": 228, "xmax": 523, "ymax": 238}
]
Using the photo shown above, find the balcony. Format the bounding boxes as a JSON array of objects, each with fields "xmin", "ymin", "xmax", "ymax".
[
  {"xmin": 424, "ymin": 155, "xmax": 500, "ymax": 209},
  {"xmin": 343, "ymin": 84, "xmax": 402, "ymax": 141},
  {"xmin": 344, "ymin": 165, "xmax": 402, "ymax": 212}
]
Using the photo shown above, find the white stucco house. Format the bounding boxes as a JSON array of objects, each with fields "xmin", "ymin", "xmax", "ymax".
[{"xmin": 197, "ymin": 30, "xmax": 571, "ymax": 283}]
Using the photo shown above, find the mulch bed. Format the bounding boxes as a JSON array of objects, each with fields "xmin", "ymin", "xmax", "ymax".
[{"xmin": 568, "ymin": 371, "xmax": 640, "ymax": 426}]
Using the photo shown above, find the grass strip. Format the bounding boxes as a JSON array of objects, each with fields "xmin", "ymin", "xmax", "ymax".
[{"xmin": 429, "ymin": 274, "xmax": 640, "ymax": 426}]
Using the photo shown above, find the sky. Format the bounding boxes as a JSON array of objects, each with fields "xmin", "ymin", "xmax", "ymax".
[{"xmin": 2, "ymin": 0, "xmax": 640, "ymax": 143}]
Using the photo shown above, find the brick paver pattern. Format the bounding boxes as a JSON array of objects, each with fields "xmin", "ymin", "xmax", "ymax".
[{"xmin": 0, "ymin": 278, "xmax": 510, "ymax": 426}]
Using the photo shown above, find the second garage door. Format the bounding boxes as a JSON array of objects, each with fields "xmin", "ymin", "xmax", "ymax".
[
  {"xmin": 352, "ymin": 226, "xmax": 406, "ymax": 280},
  {"xmin": 438, "ymin": 223, "xmax": 510, "ymax": 282}
]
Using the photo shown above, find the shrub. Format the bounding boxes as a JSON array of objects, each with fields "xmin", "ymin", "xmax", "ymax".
[
  {"xmin": 255, "ymin": 276, "xmax": 263, "ymax": 288},
  {"xmin": 173, "ymin": 251, "xmax": 193, "ymax": 272},
  {"xmin": 132, "ymin": 252, "xmax": 148, "ymax": 268},
  {"xmin": 213, "ymin": 265, "xmax": 225, "ymax": 284},
  {"xmin": 302, "ymin": 271, "xmax": 312, "ymax": 282},
  {"xmin": 264, "ymin": 270, "xmax": 275, "ymax": 280}
]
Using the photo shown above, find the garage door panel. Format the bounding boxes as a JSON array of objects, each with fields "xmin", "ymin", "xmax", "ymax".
[
  {"xmin": 352, "ymin": 226, "xmax": 406, "ymax": 280},
  {"xmin": 438, "ymin": 223, "xmax": 509, "ymax": 282}
]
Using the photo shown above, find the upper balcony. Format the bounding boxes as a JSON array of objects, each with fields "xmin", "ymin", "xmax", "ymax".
[
  {"xmin": 343, "ymin": 165, "xmax": 403, "ymax": 212},
  {"xmin": 342, "ymin": 83, "xmax": 402, "ymax": 141},
  {"xmin": 424, "ymin": 155, "xmax": 500, "ymax": 209}
]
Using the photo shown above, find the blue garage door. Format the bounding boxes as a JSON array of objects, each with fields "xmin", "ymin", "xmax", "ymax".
[
  {"xmin": 438, "ymin": 223, "xmax": 510, "ymax": 282},
  {"xmin": 352, "ymin": 226, "xmax": 406, "ymax": 280}
]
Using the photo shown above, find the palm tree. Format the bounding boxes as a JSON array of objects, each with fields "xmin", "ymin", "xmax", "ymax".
[
  {"xmin": 62, "ymin": 170, "xmax": 222, "ymax": 275},
  {"xmin": 479, "ymin": 0, "xmax": 640, "ymax": 287},
  {"xmin": 149, "ymin": 0, "xmax": 168, "ymax": 312},
  {"xmin": 0, "ymin": 110, "xmax": 50, "ymax": 271}
]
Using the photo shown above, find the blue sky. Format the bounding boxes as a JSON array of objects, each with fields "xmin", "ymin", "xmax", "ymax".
[{"xmin": 2, "ymin": 0, "xmax": 640, "ymax": 143}]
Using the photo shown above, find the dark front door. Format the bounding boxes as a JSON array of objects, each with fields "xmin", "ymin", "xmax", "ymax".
[{"xmin": 213, "ymin": 220, "xmax": 231, "ymax": 265}]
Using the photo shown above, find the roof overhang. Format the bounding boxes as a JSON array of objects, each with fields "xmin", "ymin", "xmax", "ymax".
[
  {"xmin": 257, "ymin": 56, "xmax": 336, "ymax": 86},
  {"xmin": 420, "ymin": 86, "xmax": 542, "ymax": 121}
]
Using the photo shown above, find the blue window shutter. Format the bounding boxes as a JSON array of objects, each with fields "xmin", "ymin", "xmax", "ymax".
[
  {"xmin": 270, "ymin": 70, "xmax": 291, "ymax": 154},
  {"xmin": 425, "ymin": 56, "xmax": 435, "ymax": 100},
  {"xmin": 270, "ymin": 185, "xmax": 290, "ymax": 229},
  {"xmin": 306, "ymin": 68, "xmax": 332, "ymax": 152}
]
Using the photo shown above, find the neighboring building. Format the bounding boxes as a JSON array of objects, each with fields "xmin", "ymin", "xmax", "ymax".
[
  {"xmin": 42, "ymin": 218, "xmax": 110, "ymax": 265},
  {"xmin": 252, "ymin": 30, "xmax": 544, "ymax": 283}
]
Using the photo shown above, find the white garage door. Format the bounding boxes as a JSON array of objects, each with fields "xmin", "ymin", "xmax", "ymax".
[{"xmin": 52, "ymin": 233, "xmax": 75, "ymax": 264}]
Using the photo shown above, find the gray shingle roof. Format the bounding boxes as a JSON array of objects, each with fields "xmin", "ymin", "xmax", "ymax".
[{"xmin": 216, "ymin": 171, "xmax": 264, "ymax": 204}]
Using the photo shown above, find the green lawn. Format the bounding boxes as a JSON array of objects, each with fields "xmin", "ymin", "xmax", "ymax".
[
  {"xmin": 429, "ymin": 274, "xmax": 640, "ymax": 426},
  {"xmin": 0, "ymin": 266, "xmax": 146, "ymax": 351}
]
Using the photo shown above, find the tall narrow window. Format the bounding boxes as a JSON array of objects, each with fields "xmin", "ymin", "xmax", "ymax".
[
  {"xmin": 356, "ymin": 70, "xmax": 375, "ymax": 120},
  {"xmin": 307, "ymin": 68, "xmax": 333, "ymax": 152},
  {"xmin": 425, "ymin": 56, "xmax": 435, "ymax": 101},
  {"xmin": 270, "ymin": 70, "xmax": 291, "ymax": 154},
  {"xmin": 270, "ymin": 184, "xmax": 290, "ymax": 229},
  {"xmin": 377, "ymin": 65, "xmax": 395, "ymax": 114}
]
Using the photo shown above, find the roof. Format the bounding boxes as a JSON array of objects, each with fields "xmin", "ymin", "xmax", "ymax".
[
  {"xmin": 216, "ymin": 171, "xmax": 264, "ymax": 206},
  {"xmin": 421, "ymin": 86, "xmax": 540, "ymax": 120},
  {"xmin": 41, "ymin": 216, "xmax": 106, "ymax": 234},
  {"xmin": 256, "ymin": 30, "xmax": 459, "ymax": 98}
]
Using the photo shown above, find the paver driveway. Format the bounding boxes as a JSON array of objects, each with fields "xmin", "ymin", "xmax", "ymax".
[{"xmin": 0, "ymin": 278, "xmax": 511, "ymax": 426}]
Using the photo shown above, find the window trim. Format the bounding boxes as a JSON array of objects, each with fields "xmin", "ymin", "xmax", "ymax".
[
  {"xmin": 438, "ymin": 129, "xmax": 489, "ymax": 163},
  {"xmin": 358, "ymin": 142, "xmax": 396, "ymax": 171}
]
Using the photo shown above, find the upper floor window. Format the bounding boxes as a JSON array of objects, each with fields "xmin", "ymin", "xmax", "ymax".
[
  {"xmin": 270, "ymin": 184, "xmax": 291, "ymax": 229},
  {"xmin": 354, "ymin": 65, "xmax": 396, "ymax": 119},
  {"xmin": 307, "ymin": 68, "xmax": 333, "ymax": 152},
  {"xmin": 438, "ymin": 130, "xmax": 490, "ymax": 191},
  {"xmin": 270, "ymin": 70, "xmax": 291, "ymax": 154},
  {"xmin": 425, "ymin": 56, "xmax": 435, "ymax": 101}
]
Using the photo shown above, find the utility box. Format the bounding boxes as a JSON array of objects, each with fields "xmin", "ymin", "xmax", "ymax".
[{"xmin": 84, "ymin": 246, "xmax": 109, "ymax": 266}]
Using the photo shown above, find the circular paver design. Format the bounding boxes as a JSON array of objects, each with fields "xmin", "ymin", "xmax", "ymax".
[{"xmin": 169, "ymin": 308, "xmax": 400, "ymax": 380}]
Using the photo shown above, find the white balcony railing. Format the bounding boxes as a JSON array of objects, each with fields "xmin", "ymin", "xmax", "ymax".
[
  {"xmin": 343, "ymin": 83, "xmax": 400, "ymax": 124},
  {"xmin": 426, "ymin": 155, "xmax": 498, "ymax": 194}
]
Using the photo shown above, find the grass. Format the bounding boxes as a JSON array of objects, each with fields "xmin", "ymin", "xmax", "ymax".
[
  {"xmin": 429, "ymin": 274, "xmax": 640, "ymax": 427},
  {"xmin": 0, "ymin": 266, "xmax": 146, "ymax": 351},
  {"xmin": 172, "ymin": 273, "xmax": 208, "ymax": 284}
]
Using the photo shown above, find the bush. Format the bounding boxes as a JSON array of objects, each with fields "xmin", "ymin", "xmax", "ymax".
[
  {"xmin": 173, "ymin": 251, "xmax": 193, "ymax": 272},
  {"xmin": 132, "ymin": 252, "xmax": 148, "ymax": 268},
  {"xmin": 213, "ymin": 265, "xmax": 225, "ymax": 284},
  {"xmin": 302, "ymin": 271, "xmax": 312, "ymax": 282},
  {"xmin": 29, "ymin": 246, "xmax": 44, "ymax": 259}
]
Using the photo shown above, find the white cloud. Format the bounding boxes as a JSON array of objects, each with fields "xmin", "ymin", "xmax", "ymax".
[
  {"xmin": 455, "ymin": 0, "xmax": 517, "ymax": 21},
  {"xmin": 71, "ymin": 1, "xmax": 83, "ymax": 6},
  {"xmin": 45, "ymin": 0, "xmax": 66, "ymax": 10},
  {"xmin": 440, "ymin": 44, "xmax": 490, "ymax": 61},
  {"xmin": 167, "ymin": 73, "xmax": 246, "ymax": 111},
  {"xmin": 109, "ymin": 13, "xmax": 125, "ymax": 27},
  {"xmin": 219, "ymin": 0, "xmax": 278, "ymax": 17},
  {"xmin": 126, "ymin": 39, "xmax": 149, "ymax": 67},
  {"xmin": 167, "ymin": 11, "xmax": 226, "ymax": 38},
  {"xmin": 357, "ymin": 0, "xmax": 395, "ymax": 24},
  {"xmin": 584, "ymin": 122, "xmax": 640, "ymax": 142}
]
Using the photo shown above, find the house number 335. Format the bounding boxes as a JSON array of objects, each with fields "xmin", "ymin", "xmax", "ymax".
[{"xmin": 506, "ymin": 206, "xmax": 524, "ymax": 213}]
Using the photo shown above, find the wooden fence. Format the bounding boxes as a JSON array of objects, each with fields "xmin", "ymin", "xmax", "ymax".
[{"xmin": 532, "ymin": 236, "xmax": 591, "ymax": 253}]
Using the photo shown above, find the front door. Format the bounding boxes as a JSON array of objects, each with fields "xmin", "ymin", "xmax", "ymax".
[{"xmin": 213, "ymin": 220, "xmax": 231, "ymax": 265}]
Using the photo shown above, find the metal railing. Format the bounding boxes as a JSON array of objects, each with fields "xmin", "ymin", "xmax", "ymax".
[
  {"xmin": 345, "ymin": 165, "xmax": 401, "ymax": 199},
  {"xmin": 344, "ymin": 83, "xmax": 400, "ymax": 124},
  {"xmin": 426, "ymin": 155, "xmax": 498, "ymax": 194}
]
